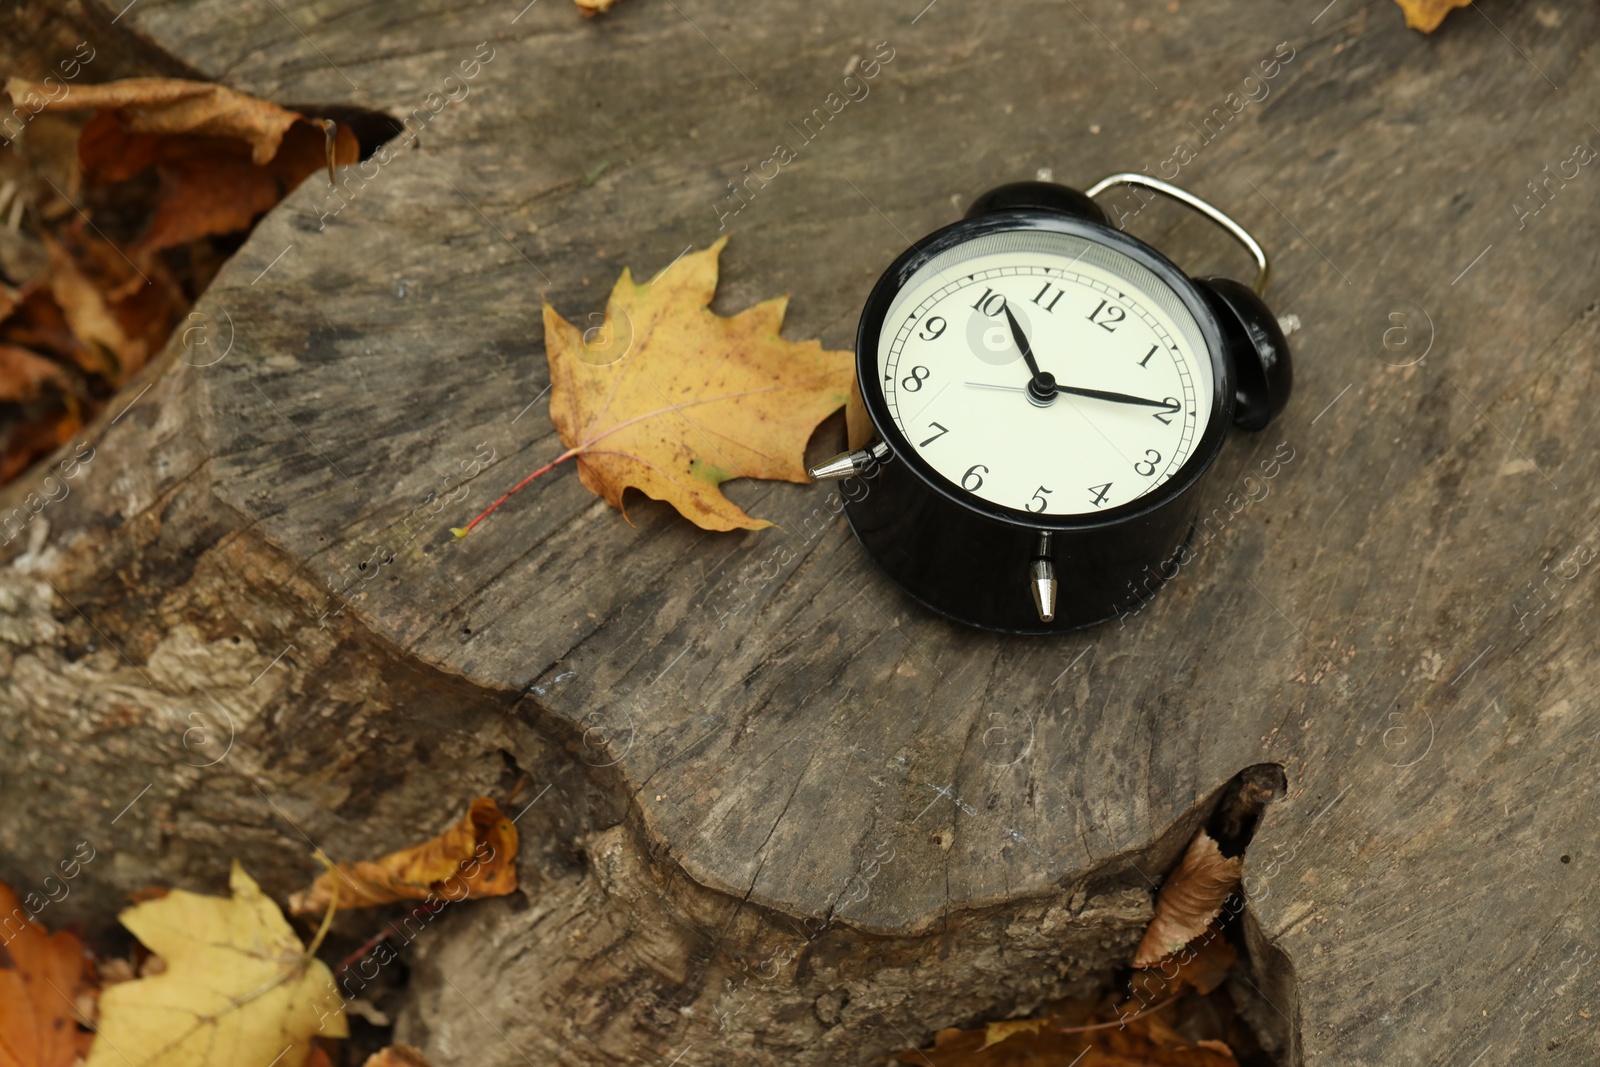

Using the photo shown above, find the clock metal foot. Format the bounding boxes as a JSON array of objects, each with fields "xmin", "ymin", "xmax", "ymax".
[
  {"xmin": 808, "ymin": 442, "xmax": 890, "ymax": 481},
  {"xmin": 1030, "ymin": 558, "xmax": 1057, "ymax": 623}
]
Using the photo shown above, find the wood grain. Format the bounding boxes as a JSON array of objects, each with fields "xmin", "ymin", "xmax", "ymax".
[{"xmin": 3, "ymin": 0, "xmax": 1598, "ymax": 1063}]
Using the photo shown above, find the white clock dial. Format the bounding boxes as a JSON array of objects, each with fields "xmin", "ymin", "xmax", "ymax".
[{"xmin": 877, "ymin": 230, "xmax": 1214, "ymax": 517}]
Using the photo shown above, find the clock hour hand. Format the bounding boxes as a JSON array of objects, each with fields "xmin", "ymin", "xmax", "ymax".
[
  {"xmin": 1000, "ymin": 305, "xmax": 1045, "ymax": 382},
  {"xmin": 998, "ymin": 305, "xmax": 1060, "ymax": 404}
]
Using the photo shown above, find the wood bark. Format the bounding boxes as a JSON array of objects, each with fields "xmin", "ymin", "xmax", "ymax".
[{"xmin": 4, "ymin": 1, "xmax": 1600, "ymax": 1064}]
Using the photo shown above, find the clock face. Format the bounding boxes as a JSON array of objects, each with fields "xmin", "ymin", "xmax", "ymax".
[{"xmin": 876, "ymin": 229, "xmax": 1215, "ymax": 518}]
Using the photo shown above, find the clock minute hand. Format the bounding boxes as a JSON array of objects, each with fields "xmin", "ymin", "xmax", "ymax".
[
  {"xmin": 963, "ymin": 380, "xmax": 1177, "ymax": 411},
  {"xmin": 1052, "ymin": 383, "xmax": 1178, "ymax": 410}
]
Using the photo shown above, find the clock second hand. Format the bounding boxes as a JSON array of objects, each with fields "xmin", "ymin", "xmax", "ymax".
[{"xmin": 964, "ymin": 380, "xmax": 1177, "ymax": 411}]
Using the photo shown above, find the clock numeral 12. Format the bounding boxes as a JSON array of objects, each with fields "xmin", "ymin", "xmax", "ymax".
[
  {"xmin": 1087, "ymin": 482, "xmax": 1112, "ymax": 507},
  {"xmin": 1031, "ymin": 282, "xmax": 1064, "ymax": 313},
  {"xmin": 918, "ymin": 422, "xmax": 949, "ymax": 447},
  {"xmin": 1087, "ymin": 299, "xmax": 1126, "ymax": 332}
]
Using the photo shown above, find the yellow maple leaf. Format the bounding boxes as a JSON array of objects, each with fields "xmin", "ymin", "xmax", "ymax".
[
  {"xmin": 86, "ymin": 862, "xmax": 347, "ymax": 1067},
  {"xmin": 456, "ymin": 237, "xmax": 853, "ymax": 535},
  {"xmin": 1392, "ymin": 0, "xmax": 1472, "ymax": 32}
]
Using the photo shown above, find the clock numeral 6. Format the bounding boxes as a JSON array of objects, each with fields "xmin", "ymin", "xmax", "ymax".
[
  {"xmin": 962, "ymin": 463, "xmax": 989, "ymax": 492},
  {"xmin": 1087, "ymin": 482, "xmax": 1112, "ymax": 507},
  {"xmin": 918, "ymin": 316, "xmax": 946, "ymax": 341},
  {"xmin": 901, "ymin": 365, "xmax": 931, "ymax": 392},
  {"xmin": 1087, "ymin": 298, "xmax": 1126, "ymax": 332},
  {"xmin": 1134, "ymin": 449, "xmax": 1162, "ymax": 477},
  {"xmin": 1152, "ymin": 397, "xmax": 1181, "ymax": 425},
  {"xmin": 1027, "ymin": 485, "xmax": 1053, "ymax": 513},
  {"xmin": 970, "ymin": 287, "xmax": 1008, "ymax": 317}
]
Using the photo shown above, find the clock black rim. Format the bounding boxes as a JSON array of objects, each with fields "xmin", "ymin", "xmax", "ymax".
[{"xmin": 854, "ymin": 209, "xmax": 1236, "ymax": 533}]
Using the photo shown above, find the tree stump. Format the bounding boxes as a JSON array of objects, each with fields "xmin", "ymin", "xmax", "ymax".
[{"xmin": 4, "ymin": 1, "xmax": 1600, "ymax": 1064}]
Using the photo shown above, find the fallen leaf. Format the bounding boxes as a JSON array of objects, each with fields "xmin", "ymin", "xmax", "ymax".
[
  {"xmin": 1129, "ymin": 924, "xmax": 1238, "ymax": 1019},
  {"xmin": 0, "ymin": 344, "xmax": 68, "ymax": 403},
  {"xmin": 977, "ymin": 1018, "xmax": 1046, "ymax": 1050},
  {"xmin": 457, "ymin": 238, "xmax": 853, "ymax": 535},
  {"xmin": 11, "ymin": 77, "xmax": 321, "ymax": 166},
  {"xmin": 86, "ymin": 862, "xmax": 348, "ymax": 1067},
  {"xmin": 0, "ymin": 883, "xmax": 95, "ymax": 1067},
  {"xmin": 0, "ymin": 407, "xmax": 82, "ymax": 485},
  {"xmin": 885, "ymin": 995, "xmax": 1238, "ymax": 1066},
  {"xmin": 42, "ymin": 236, "xmax": 132, "ymax": 378},
  {"xmin": 362, "ymin": 1047, "xmax": 433, "ymax": 1067},
  {"xmin": 574, "ymin": 0, "xmax": 624, "ymax": 15},
  {"xmin": 1134, "ymin": 832, "xmax": 1243, "ymax": 967},
  {"xmin": 6, "ymin": 78, "xmax": 358, "ymax": 256},
  {"xmin": 288, "ymin": 797, "xmax": 518, "ymax": 916},
  {"xmin": 1393, "ymin": 0, "xmax": 1471, "ymax": 32}
]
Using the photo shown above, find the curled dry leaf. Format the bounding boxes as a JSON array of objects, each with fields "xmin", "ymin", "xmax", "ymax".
[
  {"xmin": 1393, "ymin": 0, "xmax": 1472, "ymax": 32},
  {"xmin": 288, "ymin": 797, "xmax": 518, "ymax": 916},
  {"xmin": 10, "ymin": 76, "xmax": 319, "ymax": 166},
  {"xmin": 574, "ymin": 0, "xmax": 624, "ymax": 15},
  {"xmin": 0, "ymin": 882, "xmax": 96, "ymax": 1067},
  {"xmin": 1129, "ymin": 923, "xmax": 1237, "ymax": 1011},
  {"xmin": 86, "ymin": 862, "xmax": 347, "ymax": 1067},
  {"xmin": 5, "ymin": 77, "xmax": 357, "ymax": 257},
  {"xmin": 457, "ymin": 237, "xmax": 853, "ymax": 536},
  {"xmin": 1134, "ymin": 831, "xmax": 1243, "ymax": 967},
  {"xmin": 0, "ymin": 344, "xmax": 68, "ymax": 404},
  {"xmin": 362, "ymin": 1047, "xmax": 433, "ymax": 1067}
]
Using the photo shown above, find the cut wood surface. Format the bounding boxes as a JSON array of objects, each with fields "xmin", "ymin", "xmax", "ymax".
[{"xmin": 3, "ymin": 1, "xmax": 1599, "ymax": 1064}]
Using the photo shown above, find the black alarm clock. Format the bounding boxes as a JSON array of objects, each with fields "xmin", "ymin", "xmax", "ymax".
[{"xmin": 810, "ymin": 174, "xmax": 1291, "ymax": 634}]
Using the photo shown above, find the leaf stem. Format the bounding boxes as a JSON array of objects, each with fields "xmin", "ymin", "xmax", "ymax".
[
  {"xmin": 307, "ymin": 848, "xmax": 340, "ymax": 957},
  {"xmin": 1056, "ymin": 992, "xmax": 1184, "ymax": 1034},
  {"xmin": 452, "ymin": 446, "xmax": 582, "ymax": 539}
]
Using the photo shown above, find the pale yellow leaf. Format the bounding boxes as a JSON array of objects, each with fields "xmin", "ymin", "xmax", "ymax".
[
  {"xmin": 543, "ymin": 236, "xmax": 852, "ymax": 532},
  {"xmin": 86, "ymin": 862, "xmax": 347, "ymax": 1067}
]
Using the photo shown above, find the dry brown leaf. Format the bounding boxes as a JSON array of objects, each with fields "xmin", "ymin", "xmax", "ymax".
[
  {"xmin": 42, "ymin": 236, "xmax": 131, "ymax": 378},
  {"xmin": 977, "ymin": 1018, "xmax": 1046, "ymax": 1050},
  {"xmin": 362, "ymin": 1047, "xmax": 433, "ymax": 1067},
  {"xmin": 0, "ymin": 344, "xmax": 68, "ymax": 403},
  {"xmin": 0, "ymin": 408, "xmax": 82, "ymax": 485},
  {"xmin": 886, "ymin": 995, "xmax": 1238, "ymax": 1066},
  {"xmin": 457, "ymin": 238, "xmax": 853, "ymax": 536},
  {"xmin": 1130, "ymin": 923, "xmax": 1237, "ymax": 1012},
  {"xmin": 1393, "ymin": 0, "xmax": 1471, "ymax": 32},
  {"xmin": 6, "ymin": 78, "xmax": 357, "ymax": 256},
  {"xmin": 12, "ymin": 76, "xmax": 311, "ymax": 165},
  {"xmin": 1134, "ymin": 832, "xmax": 1243, "ymax": 967},
  {"xmin": 0, "ymin": 882, "xmax": 96, "ymax": 1067},
  {"xmin": 575, "ymin": 0, "xmax": 624, "ymax": 15},
  {"xmin": 288, "ymin": 797, "xmax": 518, "ymax": 916}
]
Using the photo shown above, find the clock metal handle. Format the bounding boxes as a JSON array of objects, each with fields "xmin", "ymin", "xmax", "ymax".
[{"xmin": 1085, "ymin": 173, "xmax": 1271, "ymax": 296}]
